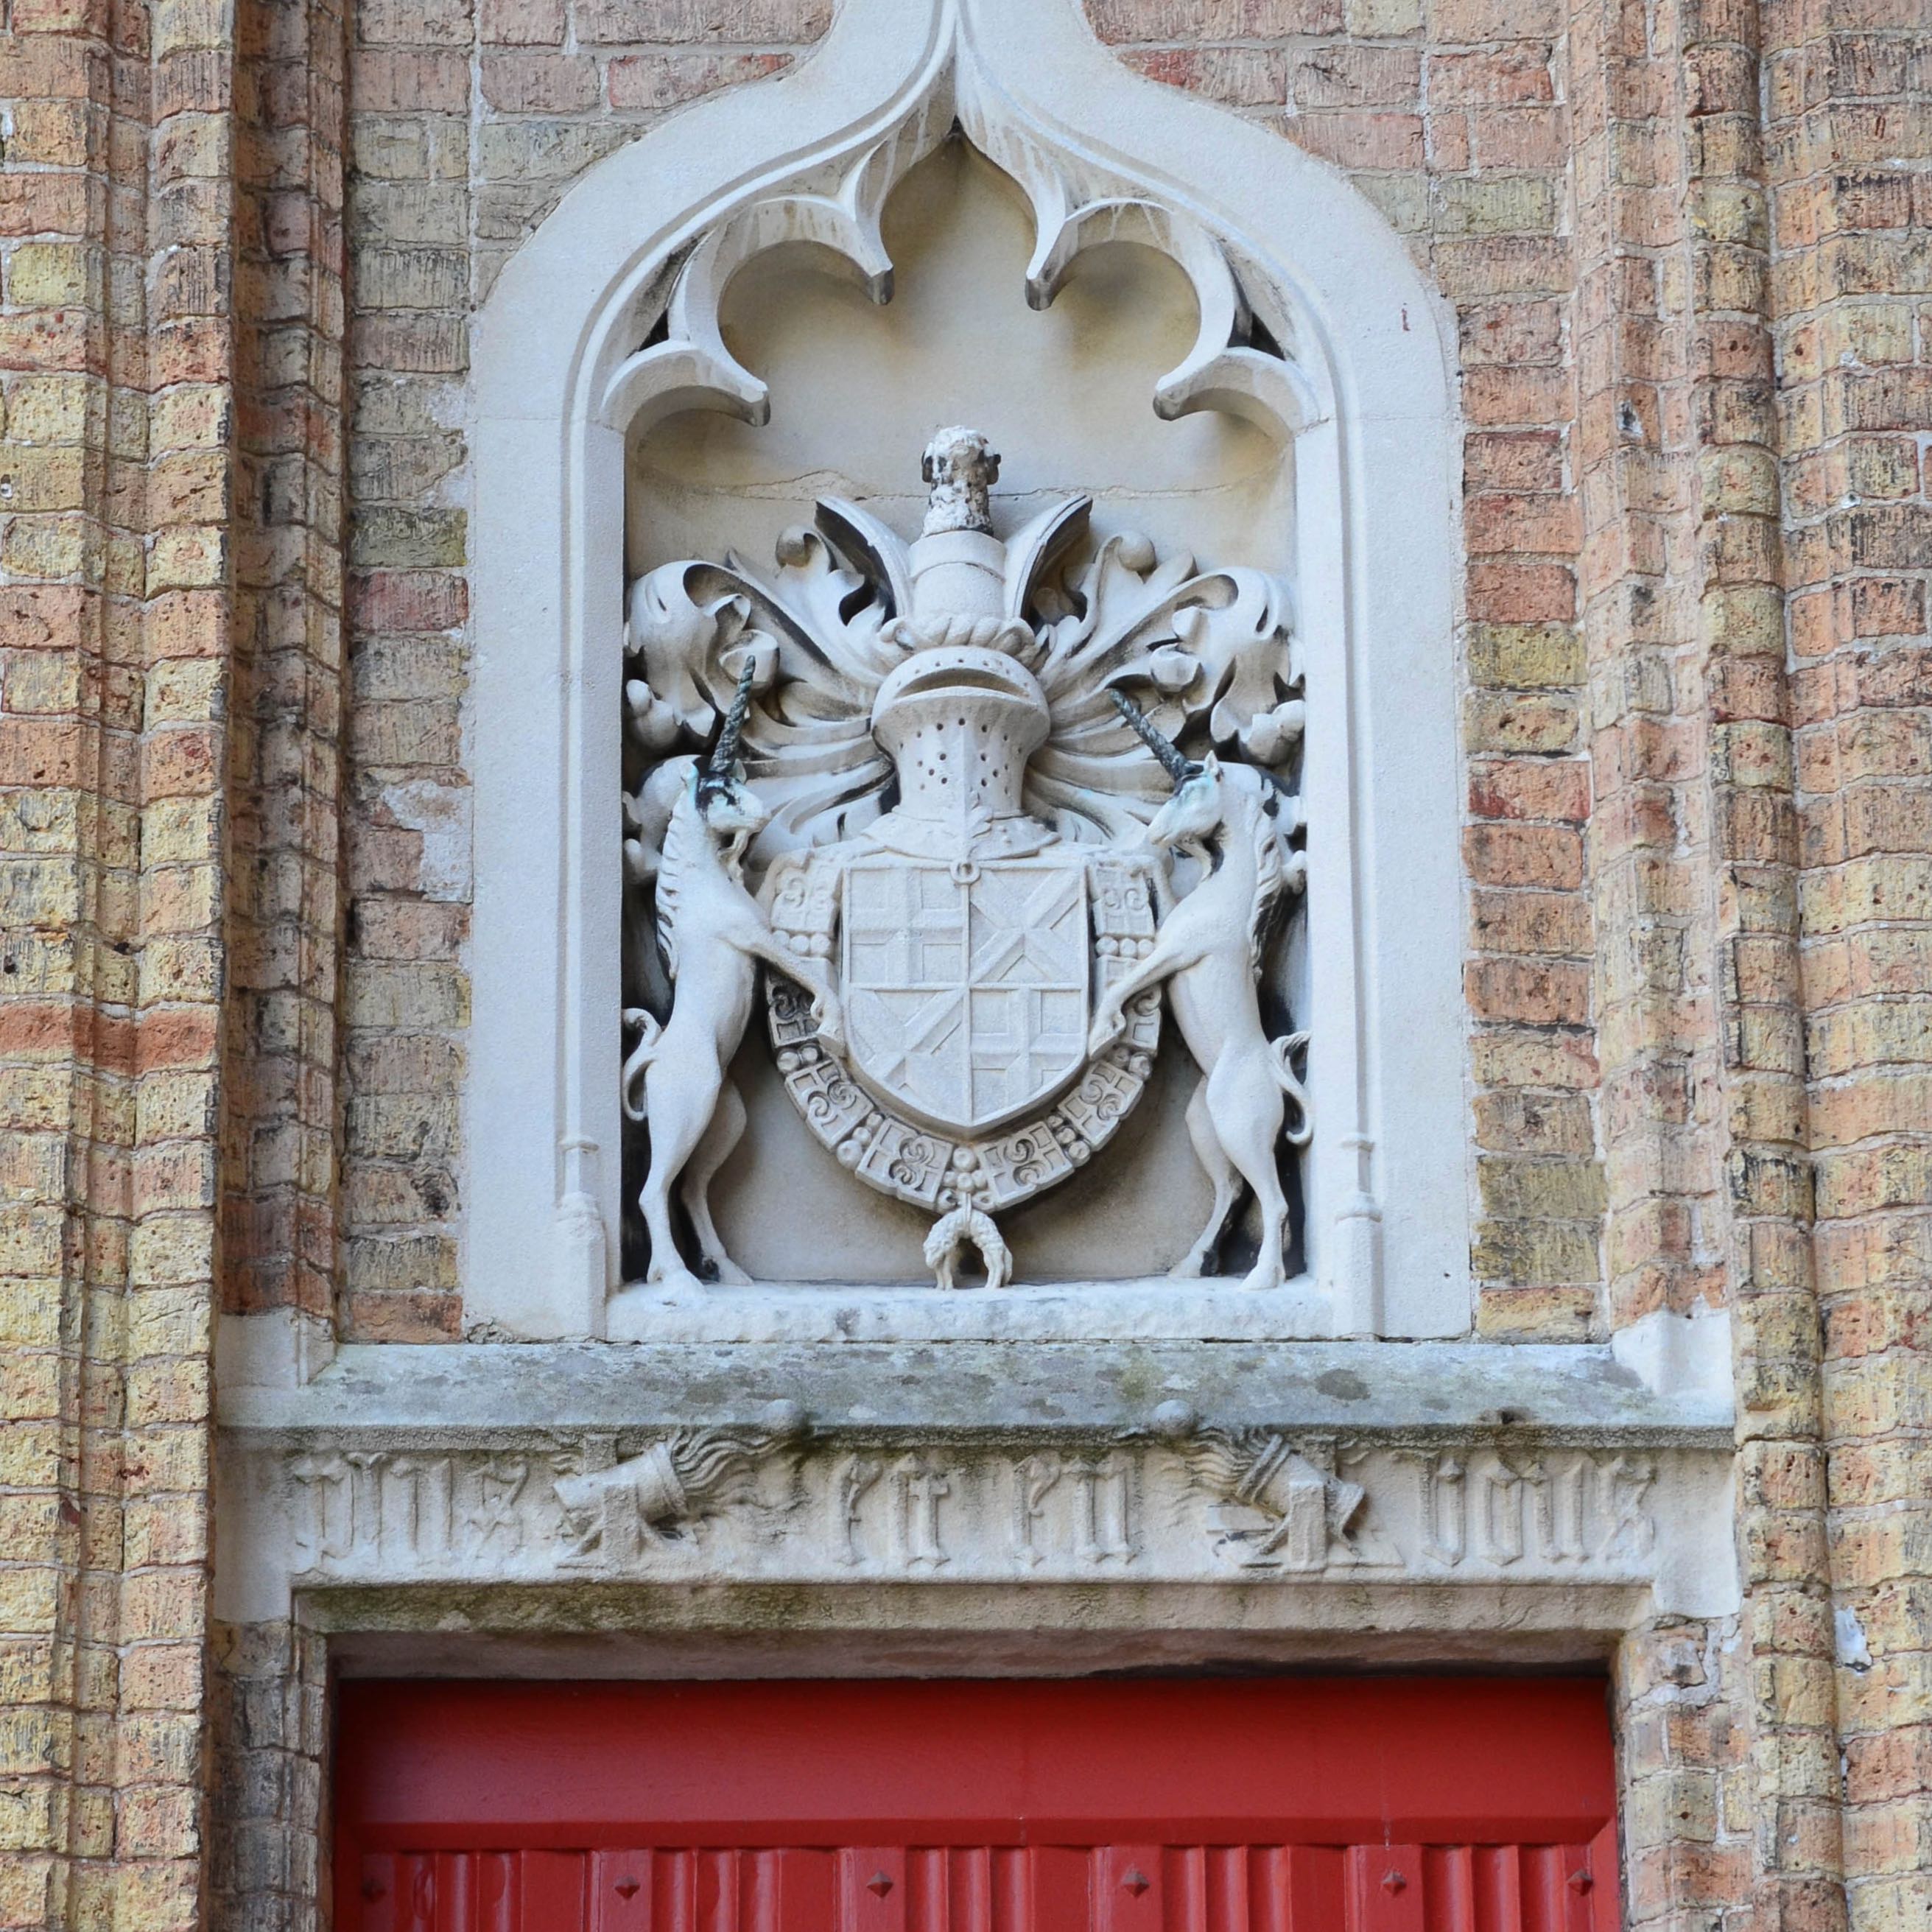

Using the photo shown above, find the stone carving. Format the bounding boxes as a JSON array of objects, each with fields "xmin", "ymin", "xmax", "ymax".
[
  {"xmin": 625, "ymin": 428, "xmax": 1310, "ymax": 1288},
  {"xmin": 555, "ymin": 1409, "xmax": 808, "ymax": 1562},
  {"xmin": 832, "ymin": 1455, "xmax": 885, "ymax": 1567},
  {"xmin": 596, "ymin": 51, "xmax": 1324, "ymax": 452},
  {"xmin": 1071, "ymin": 1455, "xmax": 1138, "ymax": 1564},
  {"xmin": 1011, "ymin": 1452, "xmax": 1061, "ymax": 1567},
  {"xmin": 896, "ymin": 1455, "xmax": 953, "ymax": 1569},
  {"xmin": 1394, "ymin": 1448, "xmax": 1657, "ymax": 1569},
  {"xmin": 924, "ymin": 1203, "xmax": 1012, "ymax": 1291},
  {"xmin": 620, "ymin": 669, "xmax": 843, "ymax": 1292},
  {"xmin": 247, "ymin": 1432, "xmax": 1700, "ymax": 1602},
  {"xmin": 1093, "ymin": 703, "xmax": 1311, "ymax": 1289},
  {"xmin": 1161, "ymin": 1410, "xmax": 1366, "ymax": 1570}
]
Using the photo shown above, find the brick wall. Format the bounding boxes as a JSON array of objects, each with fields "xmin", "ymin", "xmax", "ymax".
[
  {"xmin": 4, "ymin": 0, "xmax": 1931, "ymax": 1924},
  {"xmin": 1766, "ymin": 0, "xmax": 1932, "ymax": 1922},
  {"xmin": 1, "ymin": 0, "xmax": 232, "ymax": 1912},
  {"xmin": 337, "ymin": 0, "xmax": 829, "ymax": 1341}
]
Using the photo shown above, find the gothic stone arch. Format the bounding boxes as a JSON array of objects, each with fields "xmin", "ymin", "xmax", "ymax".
[{"xmin": 466, "ymin": 0, "xmax": 1466, "ymax": 1341}]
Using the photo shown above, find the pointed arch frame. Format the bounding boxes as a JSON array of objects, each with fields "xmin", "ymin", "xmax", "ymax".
[{"xmin": 466, "ymin": 0, "xmax": 1469, "ymax": 1338}]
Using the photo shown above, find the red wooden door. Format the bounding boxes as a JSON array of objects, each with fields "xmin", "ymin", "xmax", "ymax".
[{"xmin": 336, "ymin": 1679, "xmax": 1620, "ymax": 1932}]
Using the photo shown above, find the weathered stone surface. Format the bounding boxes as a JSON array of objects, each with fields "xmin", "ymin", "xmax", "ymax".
[{"xmin": 4, "ymin": 0, "xmax": 1930, "ymax": 1922}]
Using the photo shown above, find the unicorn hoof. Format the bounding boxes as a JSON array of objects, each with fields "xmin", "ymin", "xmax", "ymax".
[{"xmin": 647, "ymin": 1261, "xmax": 706, "ymax": 1296}]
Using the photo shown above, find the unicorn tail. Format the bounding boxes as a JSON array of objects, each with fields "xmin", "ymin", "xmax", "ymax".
[
  {"xmin": 1271, "ymin": 1029, "xmax": 1313, "ymax": 1147},
  {"xmin": 621, "ymin": 1008, "xmax": 662, "ymax": 1121}
]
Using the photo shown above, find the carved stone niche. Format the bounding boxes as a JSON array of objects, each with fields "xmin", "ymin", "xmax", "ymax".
[
  {"xmin": 467, "ymin": 0, "xmax": 1468, "ymax": 1342},
  {"xmin": 622, "ymin": 183, "xmax": 1313, "ymax": 1302}
]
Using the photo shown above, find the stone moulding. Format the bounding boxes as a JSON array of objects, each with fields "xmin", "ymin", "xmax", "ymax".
[
  {"xmin": 222, "ymin": 1428, "xmax": 1735, "ymax": 1628},
  {"xmin": 215, "ymin": 1343, "xmax": 1739, "ymax": 1633},
  {"xmin": 467, "ymin": 0, "xmax": 1467, "ymax": 1342}
]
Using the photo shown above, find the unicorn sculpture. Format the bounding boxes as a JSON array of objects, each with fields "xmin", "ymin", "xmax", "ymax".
[
  {"xmin": 622, "ymin": 661, "xmax": 843, "ymax": 1293},
  {"xmin": 1090, "ymin": 693, "xmax": 1311, "ymax": 1290}
]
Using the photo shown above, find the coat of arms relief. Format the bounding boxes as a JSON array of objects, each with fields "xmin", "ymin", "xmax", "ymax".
[{"xmin": 621, "ymin": 427, "xmax": 1310, "ymax": 1295}]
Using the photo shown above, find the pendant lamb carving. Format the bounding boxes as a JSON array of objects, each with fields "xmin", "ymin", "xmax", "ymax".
[{"xmin": 622, "ymin": 428, "xmax": 1310, "ymax": 1290}]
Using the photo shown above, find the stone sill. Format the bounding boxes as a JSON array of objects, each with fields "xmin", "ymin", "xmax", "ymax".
[{"xmin": 219, "ymin": 1335, "xmax": 1733, "ymax": 1445}]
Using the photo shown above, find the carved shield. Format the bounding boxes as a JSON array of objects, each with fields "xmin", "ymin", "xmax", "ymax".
[{"xmin": 841, "ymin": 854, "xmax": 1090, "ymax": 1134}]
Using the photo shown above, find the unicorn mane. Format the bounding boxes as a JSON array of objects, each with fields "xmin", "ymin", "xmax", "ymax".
[
  {"xmin": 654, "ymin": 773, "xmax": 703, "ymax": 979},
  {"xmin": 1239, "ymin": 769, "xmax": 1290, "ymax": 976}
]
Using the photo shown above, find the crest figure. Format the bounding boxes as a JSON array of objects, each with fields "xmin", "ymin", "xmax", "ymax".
[{"xmin": 622, "ymin": 427, "xmax": 1311, "ymax": 1290}]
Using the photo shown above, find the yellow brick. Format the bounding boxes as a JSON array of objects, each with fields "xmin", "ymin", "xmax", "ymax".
[
  {"xmin": 2, "ymin": 651, "xmax": 83, "ymax": 714},
  {"xmin": 4, "ymin": 373, "xmax": 95, "ymax": 445},
  {"xmin": 1345, "ymin": 0, "xmax": 1422, "ymax": 29},
  {"xmin": 1436, "ymin": 176, "xmax": 1559, "ymax": 237},
  {"xmin": 1, "ymin": 512, "xmax": 92, "ymax": 579},
  {"xmin": 138, "ymin": 798, "xmax": 222, "ymax": 869},
  {"xmin": 146, "ymin": 525, "xmax": 227, "ymax": 591},
  {"xmin": 147, "ymin": 385, "xmax": 230, "ymax": 454},
  {"xmin": 143, "ymin": 657, "xmax": 223, "ymax": 726},
  {"xmin": 0, "ymin": 1573, "xmax": 62, "ymax": 1641},
  {"xmin": 4, "ymin": 243, "xmax": 94, "ymax": 309}
]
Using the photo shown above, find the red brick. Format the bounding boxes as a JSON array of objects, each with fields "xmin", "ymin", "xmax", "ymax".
[
  {"xmin": 1429, "ymin": 44, "xmax": 1553, "ymax": 104},
  {"xmin": 1465, "ymin": 822, "xmax": 1586, "ymax": 890},
  {"xmin": 1469, "ymin": 756, "xmax": 1591, "ymax": 823},
  {"xmin": 479, "ymin": 0, "xmax": 563, "ymax": 42},
  {"xmin": 1469, "ymin": 561, "xmax": 1577, "ymax": 622},
  {"xmin": 349, "ymin": 48, "xmax": 471, "ymax": 110},
  {"xmin": 348, "ymin": 571, "xmax": 469, "ymax": 633},
  {"xmin": 1285, "ymin": 111, "xmax": 1424, "ymax": 170},
  {"xmin": 605, "ymin": 49, "xmax": 793, "ymax": 110}
]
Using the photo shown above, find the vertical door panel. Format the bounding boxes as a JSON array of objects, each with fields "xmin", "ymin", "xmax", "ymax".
[
  {"xmin": 521, "ymin": 1852, "xmax": 589, "ymax": 1932},
  {"xmin": 989, "ymin": 1847, "xmax": 1030, "ymax": 1932},
  {"xmin": 359, "ymin": 1855, "xmax": 401, "ymax": 1932},
  {"xmin": 1028, "ymin": 1847, "xmax": 1091, "ymax": 1932},
  {"xmin": 589, "ymin": 1850, "xmax": 654, "ymax": 1932},
  {"xmin": 478, "ymin": 1854, "xmax": 517, "ymax": 1932},
  {"xmin": 1276, "ymin": 1846, "xmax": 1344, "ymax": 1932},
  {"xmin": 845, "ymin": 1847, "xmax": 909, "ymax": 1932},
  {"xmin": 1092, "ymin": 1844, "xmax": 1165, "ymax": 1932},
  {"xmin": 1346, "ymin": 1844, "xmax": 1425, "ymax": 1932},
  {"xmin": 776, "ymin": 1850, "xmax": 839, "ymax": 1932}
]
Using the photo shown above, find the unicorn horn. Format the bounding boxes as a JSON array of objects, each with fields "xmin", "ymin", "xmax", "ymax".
[
  {"xmin": 1111, "ymin": 689, "xmax": 1201, "ymax": 787},
  {"xmin": 698, "ymin": 656, "xmax": 759, "ymax": 801}
]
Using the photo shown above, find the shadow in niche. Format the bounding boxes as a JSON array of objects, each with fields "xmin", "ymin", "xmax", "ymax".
[{"xmin": 620, "ymin": 136, "xmax": 1310, "ymax": 1291}]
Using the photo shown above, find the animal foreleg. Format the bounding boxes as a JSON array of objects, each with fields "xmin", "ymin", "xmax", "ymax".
[
  {"xmin": 678, "ymin": 1075, "xmax": 749, "ymax": 1285},
  {"xmin": 1173, "ymin": 1075, "xmax": 1240, "ymax": 1279},
  {"xmin": 1088, "ymin": 932, "xmax": 1206, "ymax": 1056},
  {"xmin": 972, "ymin": 1209, "xmax": 1013, "ymax": 1292},
  {"xmin": 752, "ymin": 941, "xmax": 845, "ymax": 1051}
]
